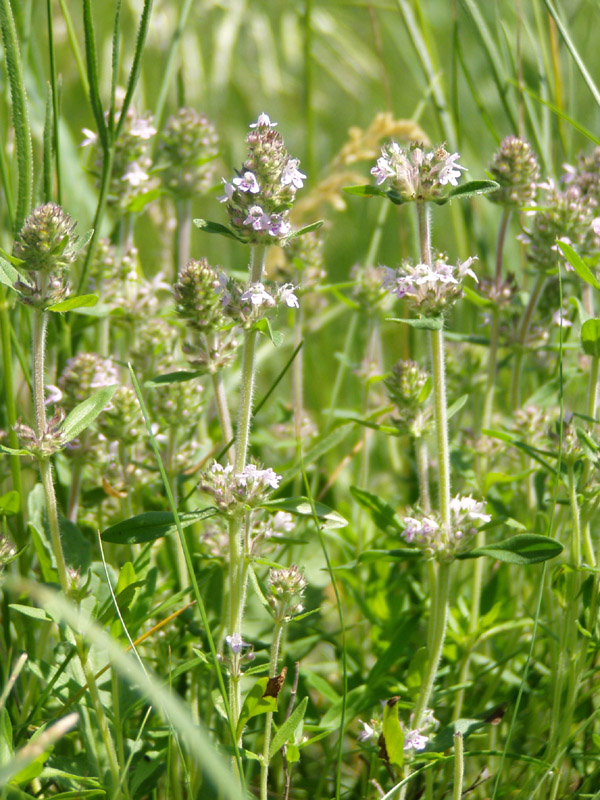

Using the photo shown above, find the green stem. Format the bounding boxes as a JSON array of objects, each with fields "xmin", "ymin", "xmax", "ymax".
[
  {"xmin": 175, "ymin": 198, "xmax": 191, "ymax": 278},
  {"xmin": 210, "ymin": 360, "xmax": 235, "ymax": 465},
  {"xmin": 78, "ymin": 146, "xmax": 115, "ymax": 294},
  {"xmin": 0, "ymin": 292, "xmax": 25, "ymax": 545},
  {"xmin": 415, "ymin": 436, "xmax": 431, "ymax": 514},
  {"xmin": 510, "ymin": 272, "xmax": 547, "ymax": 411},
  {"xmin": 260, "ymin": 618, "xmax": 285, "ymax": 800},
  {"xmin": 234, "ymin": 244, "xmax": 266, "ymax": 472},
  {"xmin": 452, "ymin": 732, "xmax": 464, "ymax": 800},
  {"xmin": 413, "ymin": 562, "xmax": 451, "ymax": 728},
  {"xmin": 431, "ymin": 328, "xmax": 451, "ymax": 527}
]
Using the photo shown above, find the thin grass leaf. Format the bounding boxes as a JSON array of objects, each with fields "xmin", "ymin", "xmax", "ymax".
[
  {"xmin": 42, "ymin": 83, "xmax": 53, "ymax": 204},
  {"xmin": 115, "ymin": 0, "xmax": 154, "ymax": 140},
  {"xmin": 82, "ymin": 0, "xmax": 108, "ymax": 150},
  {"xmin": 0, "ymin": 0, "xmax": 33, "ymax": 232}
]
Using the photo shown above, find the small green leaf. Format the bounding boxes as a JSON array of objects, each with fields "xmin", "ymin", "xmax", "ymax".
[
  {"xmin": 350, "ymin": 486, "xmax": 404, "ymax": 535},
  {"xmin": 0, "ymin": 490, "xmax": 20, "ymax": 515},
  {"xmin": 434, "ymin": 179, "xmax": 499, "ymax": 204},
  {"xmin": 569, "ymin": 296, "xmax": 592, "ymax": 324},
  {"xmin": 426, "ymin": 715, "xmax": 492, "ymax": 752},
  {"xmin": 145, "ymin": 370, "xmax": 203, "ymax": 388},
  {"xmin": 557, "ymin": 240, "xmax": 600, "ymax": 290},
  {"xmin": 447, "ymin": 394, "xmax": 468, "ymax": 420},
  {"xmin": 9, "ymin": 603, "xmax": 52, "ymax": 621},
  {"xmin": 463, "ymin": 285, "xmax": 493, "ymax": 307},
  {"xmin": 0, "ymin": 444, "xmax": 31, "ymax": 457},
  {"xmin": 254, "ymin": 317, "xmax": 284, "ymax": 347},
  {"xmin": 581, "ymin": 318, "xmax": 600, "ymax": 357},
  {"xmin": 71, "ymin": 228, "xmax": 94, "ymax": 255},
  {"xmin": 47, "ymin": 294, "xmax": 98, "ymax": 313},
  {"xmin": 193, "ymin": 218, "xmax": 244, "ymax": 242},
  {"xmin": 387, "ymin": 315, "xmax": 444, "ymax": 330},
  {"xmin": 285, "ymin": 221, "xmax": 324, "ymax": 241},
  {"xmin": 261, "ymin": 497, "xmax": 347, "ymax": 529},
  {"xmin": 101, "ymin": 508, "xmax": 218, "ymax": 544},
  {"xmin": 0, "ymin": 256, "xmax": 21, "ymax": 290},
  {"xmin": 381, "ymin": 698, "xmax": 404, "ymax": 768},
  {"xmin": 343, "ymin": 184, "xmax": 390, "ymax": 199},
  {"xmin": 0, "ymin": 248, "xmax": 24, "ymax": 267},
  {"xmin": 61, "ymin": 385, "xmax": 118, "ymax": 443},
  {"xmin": 236, "ymin": 677, "xmax": 279, "ymax": 740},
  {"xmin": 269, "ymin": 697, "xmax": 308, "ymax": 759},
  {"xmin": 285, "ymin": 743, "xmax": 300, "ymax": 763},
  {"xmin": 126, "ymin": 188, "xmax": 162, "ymax": 213},
  {"xmin": 458, "ymin": 533, "xmax": 564, "ymax": 565}
]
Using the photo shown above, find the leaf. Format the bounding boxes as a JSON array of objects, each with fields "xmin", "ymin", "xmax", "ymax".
[
  {"xmin": 350, "ymin": 486, "xmax": 404, "ymax": 536},
  {"xmin": 126, "ymin": 187, "xmax": 162, "ymax": 213},
  {"xmin": 145, "ymin": 370, "xmax": 203, "ymax": 388},
  {"xmin": 101, "ymin": 508, "xmax": 218, "ymax": 544},
  {"xmin": 387, "ymin": 315, "xmax": 444, "ymax": 330},
  {"xmin": 193, "ymin": 218, "xmax": 244, "ymax": 242},
  {"xmin": 261, "ymin": 497, "xmax": 347, "ymax": 529},
  {"xmin": 426, "ymin": 716, "xmax": 491, "ymax": 752},
  {"xmin": 284, "ymin": 221, "xmax": 324, "ymax": 241},
  {"xmin": 236, "ymin": 677, "xmax": 279, "ymax": 740},
  {"xmin": 9, "ymin": 603, "xmax": 52, "ymax": 621},
  {"xmin": 557, "ymin": 240, "xmax": 600, "ymax": 290},
  {"xmin": 254, "ymin": 317, "xmax": 284, "ymax": 347},
  {"xmin": 0, "ymin": 257, "xmax": 21, "ymax": 290},
  {"xmin": 433, "ymin": 179, "xmax": 500, "ymax": 204},
  {"xmin": 463, "ymin": 285, "xmax": 493, "ymax": 308},
  {"xmin": 581, "ymin": 318, "xmax": 600, "ymax": 357},
  {"xmin": 447, "ymin": 394, "xmax": 468, "ymax": 420},
  {"xmin": 59, "ymin": 516, "xmax": 92, "ymax": 572},
  {"xmin": 0, "ymin": 444, "xmax": 31, "ymax": 457},
  {"xmin": 0, "ymin": 490, "xmax": 20, "ymax": 515},
  {"xmin": 458, "ymin": 533, "xmax": 564, "ymax": 565},
  {"xmin": 269, "ymin": 697, "xmax": 308, "ymax": 759},
  {"xmin": 61, "ymin": 385, "xmax": 118, "ymax": 443},
  {"xmin": 343, "ymin": 184, "xmax": 391, "ymax": 199},
  {"xmin": 381, "ymin": 698, "xmax": 404, "ymax": 768},
  {"xmin": 47, "ymin": 294, "xmax": 98, "ymax": 313},
  {"xmin": 569, "ymin": 296, "xmax": 593, "ymax": 324},
  {"xmin": 71, "ymin": 228, "xmax": 94, "ymax": 255}
]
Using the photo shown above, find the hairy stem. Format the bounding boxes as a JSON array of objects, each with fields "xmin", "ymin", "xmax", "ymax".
[{"xmin": 260, "ymin": 618, "xmax": 285, "ymax": 800}]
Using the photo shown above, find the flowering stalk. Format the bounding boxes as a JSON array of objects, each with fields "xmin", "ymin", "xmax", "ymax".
[
  {"xmin": 176, "ymin": 198, "xmax": 191, "ymax": 277},
  {"xmin": 260, "ymin": 618, "xmax": 285, "ymax": 800},
  {"xmin": 413, "ymin": 201, "xmax": 451, "ymax": 730}
]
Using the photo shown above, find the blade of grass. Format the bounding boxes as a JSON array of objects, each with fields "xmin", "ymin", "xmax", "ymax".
[
  {"xmin": 109, "ymin": 0, "xmax": 123, "ymax": 134},
  {"xmin": 82, "ymin": 0, "xmax": 108, "ymax": 151},
  {"xmin": 153, "ymin": 0, "xmax": 193, "ymax": 131},
  {"xmin": 0, "ymin": 0, "xmax": 33, "ymax": 233},
  {"xmin": 115, "ymin": 0, "xmax": 154, "ymax": 140},
  {"xmin": 57, "ymin": 0, "xmax": 89, "ymax": 98},
  {"xmin": 45, "ymin": 0, "xmax": 61, "ymax": 202}
]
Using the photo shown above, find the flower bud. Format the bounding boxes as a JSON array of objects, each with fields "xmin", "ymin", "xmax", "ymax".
[
  {"xmin": 488, "ymin": 136, "xmax": 539, "ymax": 208},
  {"xmin": 97, "ymin": 386, "xmax": 142, "ymax": 446},
  {"xmin": 156, "ymin": 108, "xmax": 219, "ymax": 198},
  {"xmin": 174, "ymin": 258, "xmax": 225, "ymax": 334},
  {"xmin": 58, "ymin": 353, "xmax": 118, "ymax": 412},
  {"xmin": 14, "ymin": 203, "xmax": 78, "ymax": 273}
]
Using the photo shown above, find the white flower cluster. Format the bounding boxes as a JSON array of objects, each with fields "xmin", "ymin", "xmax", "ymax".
[
  {"xmin": 216, "ymin": 273, "xmax": 299, "ymax": 327},
  {"xmin": 402, "ymin": 495, "xmax": 491, "ymax": 561},
  {"xmin": 371, "ymin": 141, "xmax": 466, "ymax": 201},
  {"xmin": 200, "ymin": 461, "xmax": 281, "ymax": 512},
  {"xmin": 382, "ymin": 255, "xmax": 478, "ymax": 315}
]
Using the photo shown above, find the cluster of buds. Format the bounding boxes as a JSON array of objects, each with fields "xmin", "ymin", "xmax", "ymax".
[
  {"xmin": 148, "ymin": 373, "xmax": 204, "ymax": 430},
  {"xmin": 219, "ymin": 113, "xmax": 306, "ymax": 245},
  {"xmin": 402, "ymin": 495, "xmax": 491, "ymax": 561},
  {"xmin": 156, "ymin": 107, "xmax": 218, "ymax": 198},
  {"xmin": 58, "ymin": 353, "xmax": 119, "ymax": 411},
  {"xmin": 351, "ymin": 264, "xmax": 389, "ymax": 313},
  {"xmin": 12, "ymin": 204, "xmax": 80, "ymax": 308},
  {"xmin": 488, "ymin": 136, "xmax": 539, "ymax": 208},
  {"xmin": 279, "ymin": 230, "xmax": 326, "ymax": 297},
  {"xmin": 371, "ymin": 141, "xmax": 466, "ymax": 202},
  {"xmin": 199, "ymin": 461, "xmax": 281, "ymax": 513},
  {"xmin": 97, "ymin": 386, "xmax": 143, "ymax": 447},
  {"xmin": 14, "ymin": 410, "xmax": 67, "ymax": 459},
  {"xmin": 382, "ymin": 254, "xmax": 478, "ymax": 316},
  {"xmin": 267, "ymin": 564, "xmax": 306, "ymax": 621},
  {"xmin": 358, "ymin": 706, "xmax": 438, "ymax": 755},
  {"xmin": 82, "ymin": 97, "xmax": 156, "ymax": 210},
  {"xmin": 563, "ymin": 147, "xmax": 600, "ymax": 204},
  {"xmin": 0, "ymin": 535, "xmax": 17, "ymax": 572},
  {"xmin": 520, "ymin": 180, "xmax": 596, "ymax": 271},
  {"xmin": 174, "ymin": 259, "xmax": 239, "ymax": 373},
  {"xmin": 216, "ymin": 273, "xmax": 299, "ymax": 327},
  {"xmin": 386, "ymin": 360, "xmax": 432, "ymax": 437}
]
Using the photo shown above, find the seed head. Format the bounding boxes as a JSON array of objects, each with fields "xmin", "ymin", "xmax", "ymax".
[
  {"xmin": 174, "ymin": 259, "xmax": 225, "ymax": 334},
  {"xmin": 156, "ymin": 108, "xmax": 219, "ymax": 198},
  {"xmin": 488, "ymin": 136, "xmax": 539, "ymax": 208},
  {"xmin": 14, "ymin": 203, "xmax": 78, "ymax": 273}
]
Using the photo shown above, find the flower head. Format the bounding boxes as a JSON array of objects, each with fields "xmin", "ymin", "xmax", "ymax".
[
  {"xmin": 220, "ymin": 114, "xmax": 305, "ymax": 245},
  {"xmin": 488, "ymin": 136, "xmax": 539, "ymax": 208},
  {"xmin": 402, "ymin": 495, "xmax": 490, "ymax": 561},
  {"xmin": 371, "ymin": 141, "xmax": 466, "ymax": 202},
  {"xmin": 199, "ymin": 461, "xmax": 281, "ymax": 512},
  {"xmin": 382, "ymin": 254, "xmax": 478, "ymax": 315}
]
